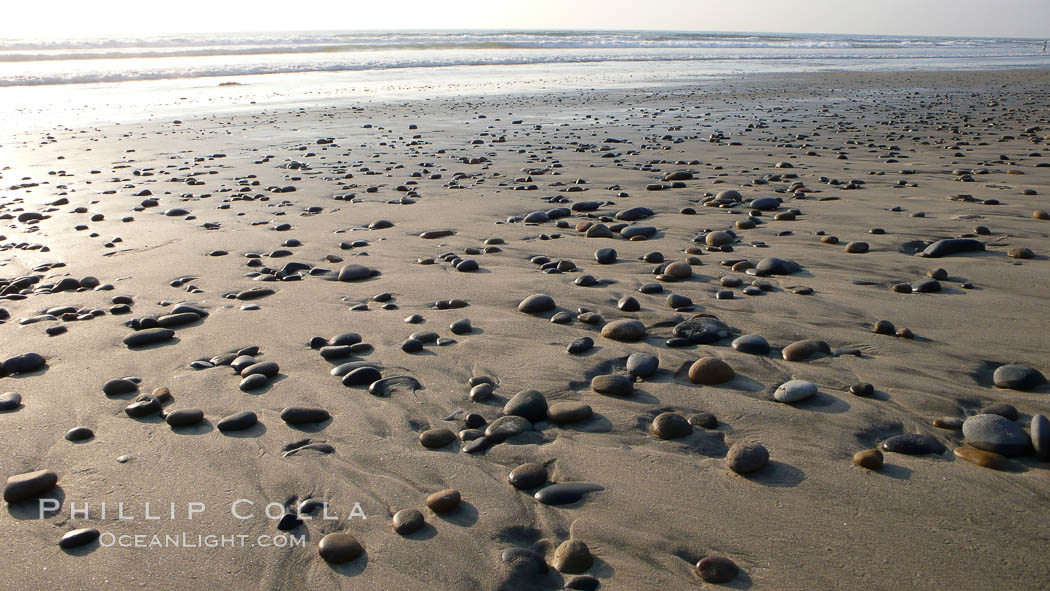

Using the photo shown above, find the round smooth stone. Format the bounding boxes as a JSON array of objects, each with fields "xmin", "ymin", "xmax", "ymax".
[
  {"xmin": 502, "ymin": 547, "xmax": 549, "ymax": 576},
  {"xmin": 993, "ymin": 364, "xmax": 1046, "ymax": 390},
  {"xmin": 853, "ymin": 449, "xmax": 883, "ymax": 470},
  {"xmin": 697, "ymin": 556, "xmax": 740, "ymax": 584},
  {"xmin": 239, "ymin": 374, "xmax": 269, "ymax": 391},
  {"xmin": 165, "ymin": 408, "xmax": 204, "ymax": 427},
  {"xmin": 844, "ymin": 241, "xmax": 869, "ymax": 253},
  {"xmin": 591, "ymin": 374, "xmax": 633, "ymax": 396},
  {"xmin": 880, "ymin": 433, "xmax": 944, "ymax": 455},
  {"xmin": 726, "ymin": 442, "xmax": 769, "ymax": 474},
  {"xmin": 617, "ymin": 295, "xmax": 640, "ymax": 312},
  {"xmin": 317, "ymin": 532, "xmax": 364, "ymax": 563},
  {"xmin": 419, "ymin": 428, "xmax": 456, "ymax": 449},
  {"xmin": 125, "ymin": 396, "xmax": 161, "ymax": 418},
  {"xmin": 774, "ymin": 380, "xmax": 817, "ymax": 403},
  {"xmin": 962, "ymin": 414, "xmax": 1031, "ymax": 457},
  {"xmin": 449, "ymin": 319, "xmax": 472, "ymax": 334},
  {"xmin": 652, "ymin": 412, "xmax": 692, "ymax": 439},
  {"xmin": 485, "ymin": 416, "xmax": 532, "ymax": 441},
  {"xmin": 553, "ymin": 540, "xmax": 593, "ymax": 573},
  {"xmin": 731, "ymin": 334, "xmax": 770, "ymax": 355},
  {"xmin": 781, "ymin": 339, "xmax": 830, "ymax": 361},
  {"xmin": 401, "ymin": 338, "xmax": 423, "ymax": 353},
  {"xmin": 3, "ymin": 469, "xmax": 58, "ymax": 503},
  {"xmin": 508, "ymin": 463, "xmax": 547, "ymax": 489},
  {"xmin": 122, "ymin": 328, "xmax": 174, "ymax": 347},
  {"xmin": 1032, "ymin": 414, "xmax": 1050, "ymax": 461},
  {"xmin": 65, "ymin": 427, "xmax": 94, "ymax": 442},
  {"xmin": 688, "ymin": 358, "xmax": 734, "ymax": 385},
  {"xmin": 0, "ymin": 391, "xmax": 22, "ymax": 411},
  {"xmin": 503, "ymin": 390, "xmax": 548, "ymax": 422},
  {"xmin": 626, "ymin": 352, "xmax": 659, "ymax": 378},
  {"xmin": 534, "ymin": 483, "xmax": 602, "ymax": 505},
  {"xmin": 982, "ymin": 403, "xmax": 1019, "ymax": 421},
  {"xmin": 425, "ymin": 489, "xmax": 461, "ymax": 513},
  {"xmin": 217, "ymin": 411, "xmax": 257, "ymax": 432},
  {"xmin": 954, "ymin": 445, "xmax": 1007, "ymax": 470},
  {"xmin": 240, "ymin": 361, "xmax": 279, "ymax": 378},
  {"xmin": 469, "ymin": 383, "xmax": 494, "ymax": 402},
  {"xmin": 59, "ymin": 527, "xmax": 100, "ymax": 549},
  {"xmin": 547, "ymin": 402, "xmax": 593, "ymax": 424},
  {"xmin": 342, "ymin": 366, "xmax": 382, "ymax": 386},
  {"xmin": 392, "ymin": 509, "xmax": 424, "ymax": 535},
  {"xmin": 567, "ymin": 337, "xmax": 594, "ymax": 354},
  {"xmin": 336, "ymin": 264, "xmax": 372, "ymax": 282},
  {"xmin": 102, "ymin": 378, "xmax": 138, "ymax": 396},
  {"xmin": 672, "ymin": 316, "xmax": 733, "ymax": 344},
  {"xmin": 664, "ymin": 261, "xmax": 692, "ymax": 279},
  {"xmin": 849, "ymin": 383, "xmax": 874, "ymax": 396},
  {"xmin": 280, "ymin": 407, "xmax": 331, "ymax": 425},
  {"xmin": 594, "ymin": 248, "xmax": 617, "ymax": 264},
  {"xmin": 933, "ymin": 417, "xmax": 964, "ymax": 430},
  {"xmin": 600, "ymin": 319, "xmax": 646, "ymax": 341},
  {"xmin": 705, "ymin": 231, "xmax": 734, "ymax": 246},
  {"xmin": 518, "ymin": 294, "xmax": 556, "ymax": 314},
  {"xmin": 688, "ymin": 412, "xmax": 718, "ymax": 429}
]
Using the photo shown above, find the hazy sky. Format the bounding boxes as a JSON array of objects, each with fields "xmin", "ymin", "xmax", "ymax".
[{"xmin": 2, "ymin": 0, "xmax": 1048, "ymax": 38}]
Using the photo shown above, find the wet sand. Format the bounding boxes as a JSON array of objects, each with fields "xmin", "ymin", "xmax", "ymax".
[{"xmin": 2, "ymin": 69, "xmax": 1050, "ymax": 590}]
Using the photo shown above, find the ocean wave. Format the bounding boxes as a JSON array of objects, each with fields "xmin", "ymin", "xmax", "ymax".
[{"xmin": 0, "ymin": 51, "xmax": 1040, "ymax": 87}]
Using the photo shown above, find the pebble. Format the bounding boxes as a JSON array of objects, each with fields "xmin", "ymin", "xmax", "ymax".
[
  {"xmin": 4, "ymin": 469, "xmax": 58, "ymax": 503},
  {"xmin": 122, "ymin": 325, "xmax": 176, "ymax": 348},
  {"xmin": 774, "ymin": 380, "xmax": 817, "ymax": 403},
  {"xmin": 781, "ymin": 339, "xmax": 830, "ymax": 361},
  {"xmin": 553, "ymin": 540, "xmax": 593, "ymax": 573},
  {"xmin": 688, "ymin": 412, "xmax": 718, "ymax": 429},
  {"xmin": 853, "ymin": 449, "xmax": 884, "ymax": 470},
  {"xmin": 880, "ymin": 433, "xmax": 944, "ymax": 455},
  {"xmin": 993, "ymin": 364, "xmax": 1046, "ymax": 390},
  {"xmin": 165, "ymin": 408, "xmax": 204, "ymax": 427},
  {"xmin": 961, "ymin": 414, "xmax": 1030, "ymax": 457},
  {"xmin": 626, "ymin": 352, "xmax": 659, "ymax": 378},
  {"xmin": 419, "ymin": 428, "xmax": 456, "ymax": 449},
  {"xmin": 280, "ymin": 407, "xmax": 331, "ymax": 425},
  {"xmin": 591, "ymin": 374, "xmax": 633, "ymax": 396},
  {"xmin": 652, "ymin": 412, "xmax": 692, "ymax": 439},
  {"xmin": 600, "ymin": 319, "xmax": 646, "ymax": 341},
  {"xmin": 547, "ymin": 402, "xmax": 593, "ymax": 424},
  {"xmin": 594, "ymin": 248, "xmax": 617, "ymax": 264},
  {"xmin": 0, "ymin": 391, "xmax": 22, "ymax": 411},
  {"xmin": 1031, "ymin": 414, "xmax": 1050, "ymax": 461},
  {"xmin": 502, "ymin": 547, "xmax": 548, "ymax": 576},
  {"xmin": 239, "ymin": 374, "xmax": 269, "ymax": 391},
  {"xmin": 392, "ymin": 509, "xmax": 424, "ymax": 535},
  {"xmin": 954, "ymin": 445, "xmax": 1008, "ymax": 469},
  {"xmin": 567, "ymin": 337, "xmax": 594, "ymax": 354},
  {"xmin": 731, "ymin": 334, "xmax": 770, "ymax": 355},
  {"xmin": 688, "ymin": 357, "xmax": 735, "ymax": 385},
  {"xmin": 726, "ymin": 442, "xmax": 769, "ymax": 474},
  {"xmin": 1, "ymin": 352, "xmax": 46, "ymax": 374},
  {"xmin": 508, "ymin": 463, "xmax": 548, "ymax": 489},
  {"xmin": 533, "ymin": 483, "xmax": 602, "ymax": 505},
  {"xmin": 336, "ymin": 264, "xmax": 373, "ymax": 282},
  {"xmin": 64, "ymin": 427, "xmax": 93, "ymax": 441},
  {"xmin": 59, "ymin": 528, "xmax": 100, "ymax": 549},
  {"xmin": 426, "ymin": 489, "xmax": 461, "ymax": 513},
  {"xmin": 317, "ymin": 532, "xmax": 364, "ymax": 563},
  {"xmin": 102, "ymin": 378, "xmax": 138, "ymax": 396},
  {"xmin": 503, "ymin": 390, "xmax": 549, "ymax": 422},
  {"xmin": 342, "ymin": 366, "xmax": 382, "ymax": 386},
  {"xmin": 849, "ymin": 382, "xmax": 874, "ymax": 396},
  {"xmin": 697, "ymin": 556, "xmax": 739, "ymax": 583},
  {"xmin": 450, "ymin": 319, "xmax": 472, "ymax": 334},
  {"xmin": 518, "ymin": 294, "xmax": 556, "ymax": 313},
  {"xmin": 918, "ymin": 238, "xmax": 984, "ymax": 258},
  {"xmin": 217, "ymin": 411, "xmax": 258, "ymax": 432},
  {"xmin": 485, "ymin": 415, "xmax": 532, "ymax": 441},
  {"xmin": 672, "ymin": 316, "xmax": 733, "ymax": 344}
]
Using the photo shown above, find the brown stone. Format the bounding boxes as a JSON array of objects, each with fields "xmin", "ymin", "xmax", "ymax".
[
  {"xmin": 317, "ymin": 532, "xmax": 364, "ymax": 563},
  {"xmin": 853, "ymin": 449, "xmax": 883, "ymax": 470},
  {"xmin": 425, "ymin": 489, "xmax": 461, "ymax": 513},
  {"xmin": 954, "ymin": 445, "xmax": 1007, "ymax": 470},
  {"xmin": 688, "ymin": 357, "xmax": 735, "ymax": 385}
]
